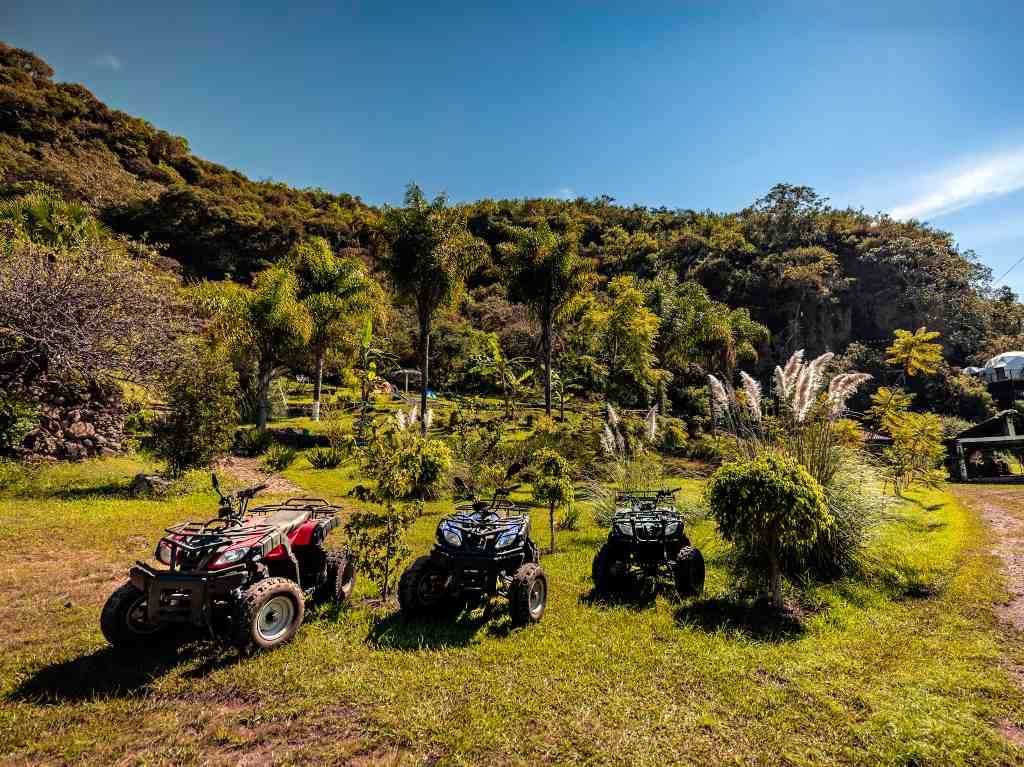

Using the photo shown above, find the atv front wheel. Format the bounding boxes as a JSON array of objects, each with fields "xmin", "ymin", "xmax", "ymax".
[
  {"xmin": 100, "ymin": 581, "xmax": 166, "ymax": 648},
  {"xmin": 232, "ymin": 577, "xmax": 305, "ymax": 654},
  {"xmin": 674, "ymin": 545, "xmax": 705, "ymax": 598},
  {"xmin": 314, "ymin": 549, "xmax": 356, "ymax": 604},
  {"xmin": 509, "ymin": 563, "xmax": 547, "ymax": 626},
  {"xmin": 591, "ymin": 543, "xmax": 627, "ymax": 594},
  {"xmin": 398, "ymin": 556, "xmax": 456, "ymax": 617}
]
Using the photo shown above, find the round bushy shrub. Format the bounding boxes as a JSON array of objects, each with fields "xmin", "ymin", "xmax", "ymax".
[{"xmin": 706, "ymin": 452, "xmax": 831, "ymax": 607}]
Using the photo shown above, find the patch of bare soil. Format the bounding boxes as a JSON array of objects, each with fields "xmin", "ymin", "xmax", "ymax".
[
  {"xmin": 952, "ymin": 484, "xmax": 1024, "ymax": 630},
  {"xmin": 215, "ymin": 456, "xmax": 304, "ymax": 496}
]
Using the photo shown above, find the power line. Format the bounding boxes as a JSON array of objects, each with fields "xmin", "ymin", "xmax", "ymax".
[{"xmin": 995, "ymin": 252, "xmax": 1024, "ymax": 284}]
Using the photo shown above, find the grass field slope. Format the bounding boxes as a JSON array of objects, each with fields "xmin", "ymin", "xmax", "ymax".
[{"xmin": 1, "ymin": 457, "xmax": 1023, "ymax": 765}]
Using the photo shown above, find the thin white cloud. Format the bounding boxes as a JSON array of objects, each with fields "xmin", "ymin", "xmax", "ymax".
[
  {"xmin": 91, "ymin": 53, "xmax": 122, "ymax": 71},
  {"xmin": 890, "ymin": 148, "xmax": 1024, "ymax": 221},
  {"xmin": 553, "ymin": 187, "xmax": 575, "ymax": 200}
]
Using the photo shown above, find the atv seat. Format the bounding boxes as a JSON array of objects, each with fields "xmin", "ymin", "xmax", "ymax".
[{"xmin": 263, "ymin": 507, "xmax": 311, "ymax": 534}]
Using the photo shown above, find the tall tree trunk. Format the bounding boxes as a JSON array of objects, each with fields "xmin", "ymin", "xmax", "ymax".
[
  {"xmin": 312, "ymin": 350, "xmax": 324, "ymax": 422},
  {"xmin": 542, "ymin": 319, "xmax": 552, "ymax": 417},
  {"xmin": 768, "ymin": 535, "xmax": 782, "ymax": 609},
  {"xmin": 256, "ymin": 368, "xmax": 273, "ymax": 432},
  {"xmin": 548, "ymin": 500, "xmax": 556, "ymax": 554},
  {"xmin": 420, "ymin": 314, "xmax": 430, "ymax": 436},
  {"xmin": 559, "ymin": 389, "xmax": 565, "ymax": 421}
]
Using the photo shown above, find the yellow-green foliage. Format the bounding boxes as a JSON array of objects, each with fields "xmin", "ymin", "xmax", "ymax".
[
  {"xmin": 886, "ymin": 327, "xmax": 943, "ymax": 377},
  {"xmin": 706, "ymin": 452, "xmax": 832, "ymax": 603}
]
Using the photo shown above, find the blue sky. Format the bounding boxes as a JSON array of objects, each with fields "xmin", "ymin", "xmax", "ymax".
[{"xmin": 6, "ymin": 1, "xmax": 1024, "ymax": 292}]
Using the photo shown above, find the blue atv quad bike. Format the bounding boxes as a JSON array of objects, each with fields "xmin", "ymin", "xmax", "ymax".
[
  {"xmin": 592, "ymin": 489, "xmax": 705, "ymax": 598},
  {"xmin": 398, "ymin": 485, "xmax": 548, "ymax": 627}
]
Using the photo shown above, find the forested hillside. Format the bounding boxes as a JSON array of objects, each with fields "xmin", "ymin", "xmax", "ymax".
[{"xmin": 2, "ymin": 41, "xmax": 1020, "ymax": 400}]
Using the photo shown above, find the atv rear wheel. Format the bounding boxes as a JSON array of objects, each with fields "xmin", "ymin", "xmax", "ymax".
[
  {"xmin": 509, "ymin": 563, "xmax": 547, "ymax": 626},
  {"xmin": 232, "ymin": 577, "xmax": 305, "ymax": 654},
  {"xmin": 591, "ymin": 543, "xmax": 627, "ymax": 594},
  {"xmin": 314, "ymin": 549, "xmax": 356, "ymax": 604},
  {"xmin": 398, "ymin": 556, "xmax": 456, "ymax": 617},
  {"xmin": 674, "ymin": 545, "xmax": 705, "ymax": 598},
  {"xmin": 100, "ymin": 581, "xmax": 166, "ymax": 648}
]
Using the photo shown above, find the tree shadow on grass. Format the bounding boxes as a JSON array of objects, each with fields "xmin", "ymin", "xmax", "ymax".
[
  {"xmin": 8, "ymin": 637, "xmax": 238, "ymax": 704},
  {"xmin": 674, "ymin": 596, "xmax": 806, "ymax": 642},
  {"xmin": 35, "ymin": 480, "xmax": 132, "ymax": 501},
  {"xmin": 365, "ymin": 602, "xmax": 514, "ymax": 650}
]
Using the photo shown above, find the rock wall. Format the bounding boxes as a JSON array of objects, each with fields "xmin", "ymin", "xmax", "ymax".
[{"xmin": 19, "ymin": 378, "xmax": 125, "ymax": 460}]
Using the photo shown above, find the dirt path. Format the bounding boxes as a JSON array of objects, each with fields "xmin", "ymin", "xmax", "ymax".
[
  {"xmin": 952, "ymin": 483, "xmax": 1024, "ymax": 745},
  {"xmin": 214, "ymin": 455, "xmax": 304, "ymax": 495},
  {"xmin": 952, "ymin": 484, "xmax": 1024, "ymax": 631}
]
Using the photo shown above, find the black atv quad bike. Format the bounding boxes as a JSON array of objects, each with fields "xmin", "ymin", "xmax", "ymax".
[
  {"xmin": 398, "ymin": 485, "xmax": 548, "ymax": 627},
  {"xmin": 101, "ymin": 474, "xmax": 355, "ymax": 654},
  {"xmin": 592, "ymin": 489, "xmax": 704, "ymax": 598}
]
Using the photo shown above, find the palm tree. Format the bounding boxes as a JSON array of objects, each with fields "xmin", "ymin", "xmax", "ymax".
[
  {"xmin": 0, "ymin": 186, "xmax": 110, "ymax": 246},
  {"xmin": 377, "ymin": 184, "xmax": 486, "ymax": 434},
  {"xmin": 288, "ymin": 237, "xmax": 380, "ymax": 421},
  {"xmin": 499, "ymin": 221, "xmax": 593, "ymax": 417}
]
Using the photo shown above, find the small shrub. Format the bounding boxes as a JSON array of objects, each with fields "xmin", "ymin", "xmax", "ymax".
[
  {"xmin": 557, "ymin": 504, "xmax": 582, "ymax": 531},
  {"xmin": 658, "ymin": 417, "xmax": 688, "ymax": 455},
  {"xmin": 306, "ymin": 446, "xmax": 346, "ymax": 469},
  {"xmin": 363, "ymin": 427, "xmax": 452, "ymax": 500},
  {"xmin": 233, "ymin": 427, "xmax": 273, "ymax": 457},
  {"xmin": 706, "ymin": 452, "xmax": 832, "ymax": 608},
  {"xmin": 260, "ymin": 444, "xmax": 297, "ymax": 472},
  {"xmin": 152, "ymin": 344, "xmax": 239, "ymax": 475},
  {"xmin": 0, "ymin": 394, "xmax": 39, "ymax": 454},
  {"xmin": 344, "ymin": 502, "xmax": 418, "ymax": 600}
]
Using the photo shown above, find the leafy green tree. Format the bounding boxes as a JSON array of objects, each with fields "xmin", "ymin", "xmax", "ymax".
[
  {"xmin": 706, "ymin": 452, "xmax": 832, "ymax": 609},
  {"xmin": 586, "ymin": 275, "xmax": 662, "ymax": 403},
  {"xmin": 886, "ymin": 327, "xmax": 943, "ymax": 378},
  {"xmin": 288, "ymin": 236, "xmax": 379, "ymax": 421},
  {"xmin": 881, "ymin": 411, "xmax": 946, "ymax": 494},
  {"xmin": 152, "ymin": 343, "xmax": 239, "ymax": 475},
  {"xmin": 531, "ymin": 448, "xmax": 574, "ymax": 553},
  {"xmin": 344, "ymin": 504, "xmax": 418, "ymax": 600},
  {"xmin": 192, "ymin": 267, "xmax": 312, "ymax": 431},
  {"xmin": 378, "ymin": 184, "xmax": 487, "ymax": 434},
  {"xmin": 867, "ymin": 386, "xmax": 914, "ymax": 431},
  {"xmin": 500, "ymin": 221, "xmax": 593, "ymax": 417}
]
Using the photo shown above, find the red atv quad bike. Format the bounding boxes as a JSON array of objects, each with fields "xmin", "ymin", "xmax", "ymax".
[{"xmin": 101, "ymin": 473, "xmax": 355, "ymax": 654}]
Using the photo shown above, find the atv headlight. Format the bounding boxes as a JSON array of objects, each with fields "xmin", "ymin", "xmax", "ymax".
[
  {"xmin": 212, "ymin": 547, "xmax": 247, "ymax": 567},
  {"xmin": 664, "ymin": 521, "xmax": 679, "ymax": 536},
  {"xmin": 614, "ymin": 521, "xmax": 633, "ymax": 537},
  {"xmin": 155, "ymin": 540, "xmax": 173, "ymax": 565},
  {"xmin": 440, "ymin": 522, "xmax": 462, "ymax": 548},
  {"xmin": 495, "ymin": 527, "xmax": 520, "ymax": 549}
]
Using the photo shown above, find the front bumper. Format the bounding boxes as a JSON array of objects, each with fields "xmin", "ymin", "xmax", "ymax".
[
  {"xmin": 130, "ymin": 561, "xmax": 248, "ymax": 625},
  {"xmin": 430, "ymin": 547, "xmax": 525, "ymax": 593}
]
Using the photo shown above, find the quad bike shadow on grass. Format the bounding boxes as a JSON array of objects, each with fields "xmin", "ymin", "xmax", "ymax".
[
  {"xmin": 366, "ymin": 600, "xmax": 515, "ymax": 651},
  {"xmin": 8, "ymin": 636, "xmax": 240, "ymax": 704}
]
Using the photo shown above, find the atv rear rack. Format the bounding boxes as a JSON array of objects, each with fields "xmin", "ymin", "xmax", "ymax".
[
  {"xmin": 248, "ymin": 497, "xmax": 341, "ymax": 522},
  {"xmin": 615, "ymin": 489, "xmax": 678, "ymax": 507}
]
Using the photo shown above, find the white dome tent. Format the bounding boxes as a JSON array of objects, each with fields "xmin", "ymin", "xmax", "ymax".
[{"xmin": 964, "ymin": 351, "xmax": 1024, "ymax": 383}]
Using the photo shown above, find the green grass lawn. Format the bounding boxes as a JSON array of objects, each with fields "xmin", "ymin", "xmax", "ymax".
[{"xmin": 1, "ymin": 456, "xmax": 1023, "ymax": 765}]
